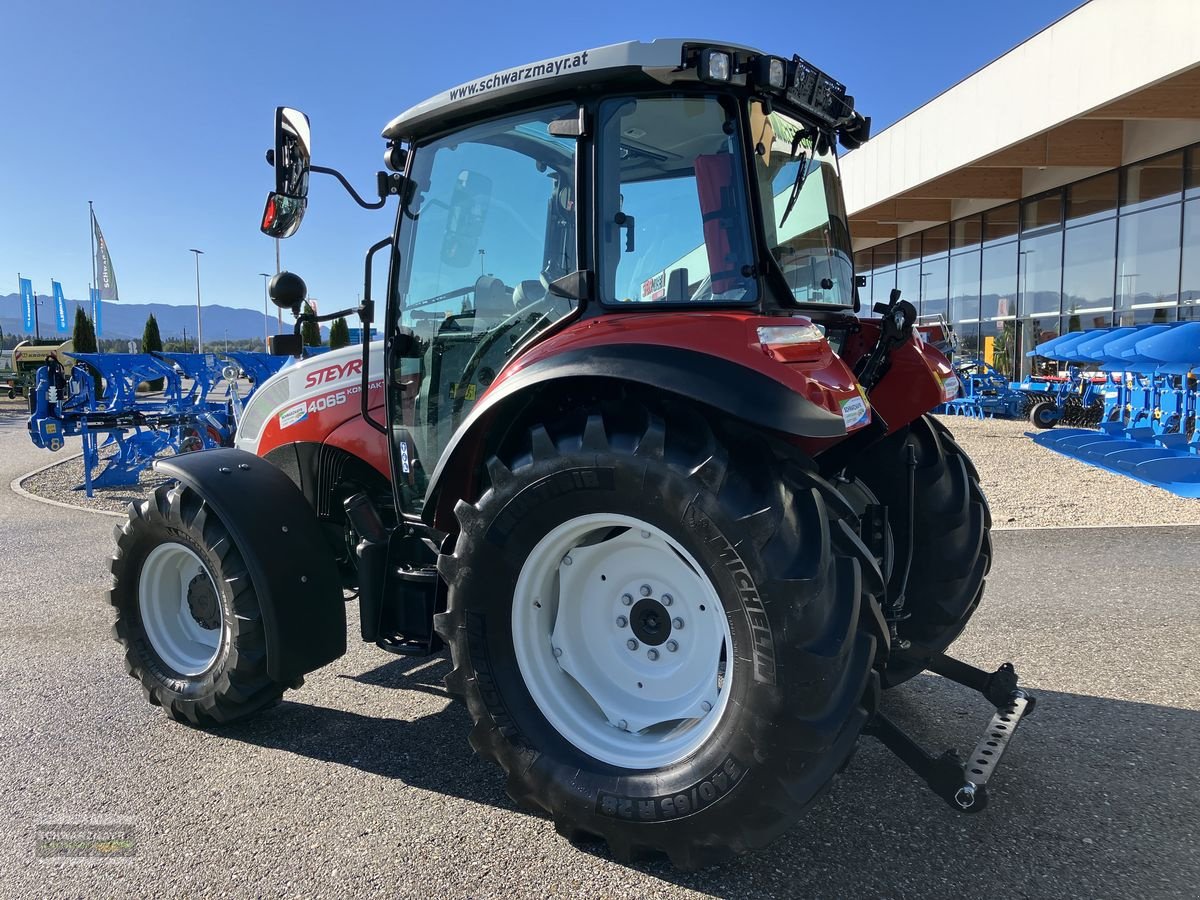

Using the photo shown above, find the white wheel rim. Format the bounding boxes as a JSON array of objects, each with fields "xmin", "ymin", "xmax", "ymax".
[
  {"xmin": 512, "ymin": 513, "xmax": 732, "ymax": 770},
  {"xmin": 138, "ymin": 543, "xmax": 224, "ymax": 676}
]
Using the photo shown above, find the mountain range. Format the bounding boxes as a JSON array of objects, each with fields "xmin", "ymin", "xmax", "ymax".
[{"xmin": 0, "ymin": 293, "xmax": 325, "ymax": 343}]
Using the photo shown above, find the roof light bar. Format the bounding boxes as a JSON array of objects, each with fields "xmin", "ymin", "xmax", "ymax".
[{"xmin": 698, "ymin": 48, "xmax": 732, "ymax": 83}]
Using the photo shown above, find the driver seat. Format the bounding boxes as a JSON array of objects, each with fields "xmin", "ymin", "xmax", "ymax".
[{"xmin": 472, "ymin": 275, "xmax": 512, "ymax": 330}]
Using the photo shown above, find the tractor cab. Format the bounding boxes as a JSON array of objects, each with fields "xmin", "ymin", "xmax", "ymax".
[{"xmin": 259, "ymin": 40, "xmax": 872, "ymax": 516}]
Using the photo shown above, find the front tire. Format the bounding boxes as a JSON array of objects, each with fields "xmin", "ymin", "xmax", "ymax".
[
  {"xmin": 434, "ymin": 403, "xmax": 881, "ymax": 867},
  {"xmin": 1030, "ymin": 400, "xmax": 1060, "ymax": 429},
  {"xmin": 109, "ymin": 483, "xmax": 288, "ymax": 725},
  {"xmin": 850, "ymin": 415, "xmax": 992, "ymax": 687}
]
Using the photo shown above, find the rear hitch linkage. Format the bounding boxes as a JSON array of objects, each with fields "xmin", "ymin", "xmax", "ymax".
[{"xmin": 864, "ymin": 653, "xmax": 1036, "ymax": 813}]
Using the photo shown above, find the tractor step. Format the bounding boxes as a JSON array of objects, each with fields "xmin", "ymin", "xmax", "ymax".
[
  {"xmin": 376, "ymin": 633, "xmax": 439, "ymax": 657},
  {"xmin": 866, "ymin": 654, "xmax": 1035, "ymax": 813}
]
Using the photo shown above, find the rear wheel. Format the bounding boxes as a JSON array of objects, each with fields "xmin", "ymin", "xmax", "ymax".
[
  {"xmin": 1030, "ymin": 400, "xmax": 1060, "ymax": 429},
  {"xmin": 435, "ymin": 403, "xmax": 881, "ymax": 867},
  {"xmin": 109, "ymin": 483, "xmax": 288, "ymax": 724},
  {"xmin": 850, "ymin": 415, "xmax": 991, "ymax": 687}
]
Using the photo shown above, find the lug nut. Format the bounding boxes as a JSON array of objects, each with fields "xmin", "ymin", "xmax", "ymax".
[
  {"xmin": 662, "ymin": 593, "xmax": 673, "ymax": 606},
  {"xmin": 672, "ymin": 617, "xmax": 684, "ymax": 629},
  {"xmin": 552, "ymin": 647, "xmax": 563, "ymax": 658},
  {"xmin": 621, "ymin": 594, "xmax": 633, "ymax": 606},
  {"xmin": 626, "ymin": 639, "xmax": 639, "ymax": 651},
  {"xmin": 666, "ymin": 640, "xmax": 678, "ymax": 652},
  {"xmin": 616, "ymin": 616, "xmax": 628, "ymax": 628},
  {"xmin": 647, "ymin": 649, "xmax": 659, "ymax": 661},
  {"xmin": 562, "ymin": 555, "xmax": 573, "ymax": 566},
  {"xmin": 640, "ymin": 530, "xmax": 651, "ymax": 539},
  {"xmin": 618, "ymin": 720, "xmax": 629, "ymax": 730},
  {"xmin": 640, "ymin": 584, "xmax": 652, "ymax": 597},
  {"xmin": 701, "ymin": 701, "xmax": 712, "ymax": 713}
]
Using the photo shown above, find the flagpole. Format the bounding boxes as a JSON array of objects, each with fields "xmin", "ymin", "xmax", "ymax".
[{"xmin": 89, "ymin": 201, "xmax": 101, "ymax": 353}]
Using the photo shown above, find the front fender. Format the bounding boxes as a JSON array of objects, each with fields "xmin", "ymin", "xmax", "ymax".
[
  {"xmin": 154, "ymin": 448, "xmax": 346, "ymax": 683},
  {"xmin": 422, "ymin": 343, "xmax": 847, "ymax": 528}
]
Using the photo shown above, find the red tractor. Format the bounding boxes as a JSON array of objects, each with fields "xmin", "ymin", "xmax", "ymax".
[{"xmin": 108, "ymin": 40, "xmax": 1032, "ymax": 868}]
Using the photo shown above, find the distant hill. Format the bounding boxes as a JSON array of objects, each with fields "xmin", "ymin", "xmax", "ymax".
[{"xmin": 0, "ymin": 293, "xmax": 326, "ymax": 342}]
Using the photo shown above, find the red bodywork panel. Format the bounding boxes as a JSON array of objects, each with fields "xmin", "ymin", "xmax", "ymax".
[
  {"xmin": 494, "ymin": 311, "xmax": 869, "ymax": 447},
  {"xmin": 839, "ymin": 318, "xmax": 957, "ymax": 435},
  {"xmin": 255, "ymin": 376, "xmax": 391, "ymax": 480}
]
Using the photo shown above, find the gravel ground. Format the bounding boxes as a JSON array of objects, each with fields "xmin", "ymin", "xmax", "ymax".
[
  {"xmin": 16, "ymin": 409, "xmax": 1200, "ymax": 528},
  {"xmin": 1, "ymin": 416, "xmax": 1197, "ymax": 898}
]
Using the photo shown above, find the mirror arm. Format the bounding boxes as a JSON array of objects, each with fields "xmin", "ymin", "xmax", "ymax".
[
  {"xmin": 311, "ymin": 164, "xmax": 390, "ymax": 210},
  {"xmin": 358, "ymin": 236, "xmax": 393, "ymax": 436}
]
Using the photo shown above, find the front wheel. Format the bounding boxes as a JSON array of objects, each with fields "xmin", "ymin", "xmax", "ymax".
[
  {"xmin": 435, "ymin": 403, "xmax": 880, "ymax": 867},
  {"xmin": 109, "ymin": 483, "xmax": 288, "ymax": 724}
]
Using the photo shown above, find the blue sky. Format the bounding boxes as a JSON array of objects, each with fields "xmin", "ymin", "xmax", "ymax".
[{"xmin": 0, "ymin": 0, "xmax": 1082, "ymax": 315}]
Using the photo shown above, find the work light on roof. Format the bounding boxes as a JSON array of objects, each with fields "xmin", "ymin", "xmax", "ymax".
[
  {"xmin": 753, "ymin": 55, "xmax": 788, "ymax": 91},
  {"xmin": 698, "ymin": 48, "xmax": 732, "ymax": 83}
]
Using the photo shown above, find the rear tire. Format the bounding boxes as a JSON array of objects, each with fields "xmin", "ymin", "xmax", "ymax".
[
  {"xmin": 109, "ymin": 483, "xmax": 288, "ymax": 725},
  {"xmin": 850, "ymin": 415, "xmax": 991, "ymax": 687},
  {"xmin": 435, "ymin": 403, "xmax": 881, "ymax": 867}
]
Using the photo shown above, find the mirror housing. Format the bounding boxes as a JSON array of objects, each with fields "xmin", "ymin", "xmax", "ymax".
[
  {"xmin": 261, "ymin": 107, "xmax": 311, "ymax": 238},
  {"xmin": 268, "ymin": 271, "xmax": 307, "ymax": 312}
]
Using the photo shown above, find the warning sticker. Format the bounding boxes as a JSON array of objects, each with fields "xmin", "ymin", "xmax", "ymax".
[
  {"xmin": 279, "ymin": 401, "xmax": 308, "ymax": 430},
  {"xmin": 941, "ymin": 374, "xmax": 961, "ymax": 402},
  {"xmin": 840, "ymin": 394, "xmax": 869, "ymax": 429}
]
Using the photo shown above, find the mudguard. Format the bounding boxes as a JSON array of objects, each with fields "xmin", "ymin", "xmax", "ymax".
[
  {"xmin": 422, "ymin": 343, "xmax": 847, "ymax": 527},
  {"xmin": 154, "ymin": 447, "xmax": 346, "ymax": 683}
]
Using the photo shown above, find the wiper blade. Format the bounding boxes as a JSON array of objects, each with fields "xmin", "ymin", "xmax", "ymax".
[{"xmin": 778, "ymin": 130, "xmax": 812, "ymax": 228}]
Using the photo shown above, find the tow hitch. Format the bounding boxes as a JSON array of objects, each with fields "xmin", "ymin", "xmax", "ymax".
[{"xmin": 865, "ymin": 653, "xmax": 1036, "ymax": 813}]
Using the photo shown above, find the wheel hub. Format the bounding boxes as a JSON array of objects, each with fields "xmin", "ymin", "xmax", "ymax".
[
  {"xmin": 629, "ymin": 597, "xmax": 671, "ymax": 646},
  {"xmin": 186, "ymin": 574, "xmax": 220, "ymax": 630}
]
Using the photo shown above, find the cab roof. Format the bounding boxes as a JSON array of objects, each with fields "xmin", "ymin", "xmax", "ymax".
[{"xmin": 382, "ymin": 38, "xmax": 762, "ymax": 142}]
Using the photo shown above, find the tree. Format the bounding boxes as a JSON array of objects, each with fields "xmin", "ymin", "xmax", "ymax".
[
  {"xmin": 140, "ymin": 313, "xmax": 165, "ymax": 390},
  {"xmin": 301, "ymin": 301, "xmax": 322, "ymax": 347},
  {"xmin": 73, "ymin": 307, "xmax": 97, "ymax": 353},
  {"xmin": 72, "ymin": 307, "xmax": 101, "ymax": 393},
  {"xmin": 328, "ymin": 316, "xmax": 350, "ymax": 350}
]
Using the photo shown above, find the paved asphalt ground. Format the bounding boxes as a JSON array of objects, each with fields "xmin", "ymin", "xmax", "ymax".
[{"xmin": 0, "ymin": 408, "xmax": 1196, "ymax": 899}]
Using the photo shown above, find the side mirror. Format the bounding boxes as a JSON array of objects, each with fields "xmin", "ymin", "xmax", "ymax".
[
  {"xmin": 261, "ymin": 107, "xmax": 311, "ymax": 238},
  {"xmin": 267, "ymin": 332, "xmax": 303, "ymax": 357},
  {"xmin": 439, "ymin": 170, "xmax": 493, "ymax": 267},
  {"xmin": 268, "ymin": 271, "xmax": 307, "ymax": 312}
]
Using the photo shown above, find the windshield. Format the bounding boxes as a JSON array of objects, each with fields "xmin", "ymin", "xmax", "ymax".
[
  {"xmin": 749, "ymin": 100, "xmax": 854, "ymax": 306},
  {"xmin": 389, "ymin": 104, "xmax": 578, "ymax": 512},
  {"xmin": 597, "ymin": 95, "xmax": 757, "ymax": 305}
]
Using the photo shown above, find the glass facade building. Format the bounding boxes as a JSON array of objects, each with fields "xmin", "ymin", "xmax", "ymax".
[{"xmin": 855, "ymin": 144, "xmax": 1200, "ymax": 378}]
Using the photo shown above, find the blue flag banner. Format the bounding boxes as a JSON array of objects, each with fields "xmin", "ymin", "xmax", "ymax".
[
  {"xmin": 19, "ymin": 277, "xmax": 34, "ymax": 331},
  {"xmin": 91, "ymin": 286, "xmax": 103, "ymax": 336},
  {"xmin": 52, "ymin": 280, "xmax": 68, "ymax": 331}
]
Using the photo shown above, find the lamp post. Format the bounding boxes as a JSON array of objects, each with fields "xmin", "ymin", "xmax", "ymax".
[
  {"xmin": 189, "ymin": 248, "xmax": 204, "ymax": 352},
  {"xmin": 258, "ymin": 272, "xmax": 272, "ymax": 350}
]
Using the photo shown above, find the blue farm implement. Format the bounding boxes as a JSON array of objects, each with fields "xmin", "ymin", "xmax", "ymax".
[
  {"xmin": 27, "ymin": 350, "xmax": 288, "ymax": 496},
  {"xmin": 1025, "ymin": 322, "xmax": 1200, "ymax": 497},
  {"xmin": 939, "ymin": 358, "xmax": 1027, "ymax": 420}
]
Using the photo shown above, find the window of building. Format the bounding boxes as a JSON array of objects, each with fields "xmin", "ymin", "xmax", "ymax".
[
  {"xmin": 920, "ymin": 255, "xmax": 949, "ymax": 320},
  {"xmin": 871, "ymin": 266, "xmax": 895, "ymax": 302},
  {"xmin": 949, "ymin": 249, "xmax": 981, "ymax": 324},
  {"xmin": 1179, "ymin": 198, "xmax": 1200, "ymax": 319},
  {"xmin": 1121, "ymin": 151, "xmax": 1184, "ymax": 214},
  {"xmin": 1187, "ymin": 147, "xmax": 1200, "ymax": 201},
  {"xmin": 1062, "ymin": 218, "xmax": 1116, "ymax": 321},
  {"xmin": 981, "ymin": 240, "xmax": 1017, "ymax": 324},
  {"xmin": 984, "ymin": 203, "xmax": 1019, "ymax": 244},
  {"xmin": 1018, "ymin": 231, "xmax": 1063, "ymax": 317},
  {"xmin": 922, "ymin": 223, "xmax": 950, "ymax": 257},
  {"xmin": 1116, "ymin": 203, "xmax": 1183, "ymax": 324},
  {"xmin": 1067, "ymin": 172, "xmax": 1118, "ymax": 225},
  {"xmin": 897, "ymin": 233, "xmax": 922, "ymax": 263},
  {"xmin": 952, "ymin": 215, "xmax": 982, "ymax": 251},
  {"xmin": 1022, "ymin": 191, "xmax": 1064, "ymax": 232},
  {"xmin": 896, "ymin": 261, "xmax": 922, "ymax": 308}
]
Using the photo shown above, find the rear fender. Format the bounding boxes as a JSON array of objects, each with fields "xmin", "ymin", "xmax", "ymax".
[
  {"xmin": 421, "ymin": 343, "xmax": 849, "ymax": 530},
  {"xmin": 154, "ymin": 448, "xmax": 346, "ymax": 683}
]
